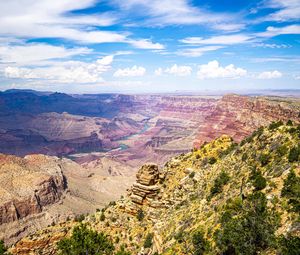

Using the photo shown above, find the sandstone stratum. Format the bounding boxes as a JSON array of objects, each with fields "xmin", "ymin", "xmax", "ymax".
[{"xmin": 10, "ymin": 122, "xmax": 300, "ymax": 255}]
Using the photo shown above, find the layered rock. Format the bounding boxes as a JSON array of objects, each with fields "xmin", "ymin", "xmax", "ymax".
[
  {"xmin": 127, "ymin": 164, "xmax": 164, "ymax": 214},
  {"xmin": 0, "ymin": 154, "xmax": 65, "ymax": 225}
]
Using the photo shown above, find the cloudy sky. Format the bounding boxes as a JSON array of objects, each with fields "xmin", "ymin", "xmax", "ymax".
[{"xmin": 0, "ymin": 0, "xmax": 299, "ymax": 93}]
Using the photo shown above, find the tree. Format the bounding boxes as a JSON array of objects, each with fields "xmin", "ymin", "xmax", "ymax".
[
  {"xmin": 143, "ymin": 233, "xmax": 154, "ymax": 248},
  {"xmin": 281, "ymin": 170, "xmax": 300, "ymax": 212},
  {"xmin": 57, "ymin": 224, "xmax": 114, "ymax": 255},
  {"xmin": 0, "ymin": 240, "xmax": 11, "ymax": 255},
  {"xmin": 288, "ymin": 146, "xmax": 300, "ymax": 163},
  {"xmin": 249, "ymin": 168, "xmax": 266, "ymax": 191},
  {"xmin": 192, "ymin": 231, "xmax": 210, "ymax": 255},
  {"xmin": 214, "ymin": 192, "xmax": 280, "ymax": 255},
  {"xmin": 115, "ymin": 246, "xmax": 131, "ymax": 255},
  {"xmin": 278, "ymin": 235, "xmax": 300, "ymax": 255},
  {"xmin": 210, "ymin": 170, "xmax": 230, "ymax": 198}
]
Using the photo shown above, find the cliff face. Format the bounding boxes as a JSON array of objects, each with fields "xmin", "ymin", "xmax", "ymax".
[
  {"xmin": 11, "ymin": 123, "xmax": 300, "ymax": 255},
  {"xmin": 195, "ymin": 94, "xmax": 300, "ymax": 146},
  {"xmin": 0, "ymin": 154, "xmax": 65, "ymax": 225}
]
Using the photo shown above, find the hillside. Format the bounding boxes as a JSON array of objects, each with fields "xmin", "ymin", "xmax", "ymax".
[{"xmin": 11, "ymin": 121, "xmax": 300, "ymax": 254}]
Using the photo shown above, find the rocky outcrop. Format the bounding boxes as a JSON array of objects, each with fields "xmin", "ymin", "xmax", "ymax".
[
  {"xmin": 0, "ymin": 154, "xmax": 65, "ymax": 225},
  {"xmin": 127, "ymin": 164, "xmax": 164, "ymax": 214}
]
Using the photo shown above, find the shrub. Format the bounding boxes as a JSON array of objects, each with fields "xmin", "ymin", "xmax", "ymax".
[
  {"xmin": 241, "ymin": 153, "xmax": 248, "ymax": 162},
  {"xmin": 192, "ymin": 230, "xmax": 210, "ymax": 255},
  {"xmin": 281, "ymin": 170, "xmax": 300, "ymax": 212},
  {"xmin": 268, "ymin": 120, "xmax": 283, "ymax": 130},
  {"xmin": 74, "ymin": 214, "xmax": 85, "ymax": 222},
  {"xmin": 100, "ymin": 213, "xmax": 105, "ymax": 221},
  {"xmin": 214, "ymin": 192, "xmax": 280, "ymax": 255},
  {"xmin": 210, "ymin": 171, "xmax": 230, "ymax": 198},
  {"xmin": 143, "ymin": 233, "xmax": 154, "ymax": 248},
  {"xmin": 259, "ymin": 153, "xmax": 270, "ymax": 167},
  {"xmin": 57, "ymin": 224, "xmax": 114, "ymax": 255},
  {"xmin": 137, "ymin": 209, "xmax": 145, "ymax": 221},
  {"xmin": 189, "ymin": 171, "xmax": 195, "ymax": 178},
  {"xmin": 277, "ymin": 145, "xmax": 288, "ymax": 157},
  {"xmin": 249, "ymin": 168, "xmax": 267, "ymax": 191},
  {"xmin": 287, "ymin": 120, "xmax": 293, "ymax": 126},
  {"xmin": 0, "ymin": 240, "xmax": 11, "ymax": 255},
  {"xmin": 278, "ymin": 235, "xmax": 300, "ymax": 255},
  {"xmin": 208, "ymin": 157, "xmax": 217, "ymax": 164},
  {"xmin": 115, "ymin": 245, "xmax": 131, "ymax": 255},
  {"xmin": 288, "ymin": 146, "xmax": 300, "ymax": 162}
]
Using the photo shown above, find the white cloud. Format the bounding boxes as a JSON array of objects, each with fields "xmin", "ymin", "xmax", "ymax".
[
  {"xmin": 257, "ymin": 25, "xmax": 300, "ymax": 37},
  {"xmin": 177, "ymin": 46, "xmax": 224, "ymax": 57},
  {"xmin": 113, "ymin": 65, "xmax": 146, "ymax": 77},
  {"xmin": 113, "ymin": 0, "xmax": 242, "ymax": 31},
  {"xmin": 0, "ymin": 0, "xmax": 163, "ymax": 49},
  {"xmin": 197, "ymin": 60, "xmax": 247, "ymax": 79},
  {"xmin": 4, "ymin": 55, "xmax": 114, "ymax": 84},
  {"xmin": 253, "ymin": 43, "xmax": 291, "ymax": 49},
  {"xmin": 180, "ymin": 34, "xmax": 252, "ymax": 45},
  {"xmin": 127, "ymin": 39, "xmax": 165, "ymax": 50},
  {"xmin": 264, "ymin": 0, "xmax": 300, "ymax": 21},
  {"xmin": 154, "ymin": 68, "xmax": 163, "ymax": 76},
  {"xmin": 294, "ymin": 75, "xmax": 300, "ymax": 80},
  {"xmin": 164, "ymin": 64, "xmax": 192, "ymax": 76},
  {"xmin": 257, "ymin": 70, "xmax": 282, "ymax": 79},
  {"xmin": 0, "ymin": 43, "xmax": 91, "ymax": 65}
]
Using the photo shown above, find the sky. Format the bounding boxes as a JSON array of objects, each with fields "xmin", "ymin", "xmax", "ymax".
[{"xmin": 0, "ymin": 0, "xmax": 299, "ymax": 93}]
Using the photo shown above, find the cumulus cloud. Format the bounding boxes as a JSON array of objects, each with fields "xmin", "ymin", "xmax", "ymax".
[
  {"xmin": 113, "ymin": 65, "xmax": 146, "ymax": 77},
  {"xmin": 197, "ymin": 60, "xmax": 247, "ymax": 79},
  {"xmin": 257, "ymin": 70, "xmax": 282, "ymax": 79},
  {"xmin": 4, "ymin": 55, "xmax": 114, "ymax": 84},
  {"xmin": 154, "ymin": 68, "xmax": 163, "ymax": 76},
  {"xmin": 128, "ymin": 39, "xmax": 164, "ymax": 50},
  {"xmin": 164, "ymin": 64, "xmax": 192, "ymax": 76}
]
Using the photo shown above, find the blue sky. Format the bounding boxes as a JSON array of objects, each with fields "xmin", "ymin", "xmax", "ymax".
[{"xmin": 0, "ymin": 0, "xmax": 299, "ymax": 93}]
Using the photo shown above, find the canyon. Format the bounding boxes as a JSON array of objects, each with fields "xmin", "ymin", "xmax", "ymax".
[{"xmin": 0, "ymin": 90, "xmax": 300, "ymax": 245}]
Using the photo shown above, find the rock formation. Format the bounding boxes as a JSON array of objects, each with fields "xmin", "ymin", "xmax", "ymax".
[
  {"xmin": 127, "ymin": 164, "xmax": 164, "ymax": 215},
  {"xmin": 0, "ymin": 154, "xmax": 65, "ymax": 225}
]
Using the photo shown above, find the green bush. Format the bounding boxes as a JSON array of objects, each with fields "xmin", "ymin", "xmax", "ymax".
[
  {"xmin": 278, "ymin": 235, "xmax": 300, "ymax": 255},
  {"xmin": 0, "ymin": 240, "xmax": 11, "ymax": 255},
  {"xmin": 143, "ymin": 233, "xmax": 154, "ymax": 248},
  {"xmin": 288, "ymin": 146, "xmax": 300, "ymax": 162},
  {"xmin": 208, "ymin": 157, "xmax": 217, "ymax": 164},
  {"xmin": 281, "ymin": 170, "xmax": 300, "ymax": 212},
  {"xmin": 249, "ymin": 168, "xmax": 267, "ymax": 191},
  {"xmin": 210, "ymin": 171, "xmax": 230, "ymax": 198},
  {"xmin": 268, "ymin": 120, "xmax": 283, "ymax": 130},
  {"xmin": 259, "ymin": 153, "xmax": 270, "ymax": 167},
  {"xmin": 74, "ymin": 214, "xmax": 85, "ymax": 222},
  {"xmin": 57, "ymin": 224, "xmax": 114, "ymax": 255},
  {"xmin": 214, "ymin": 192, "xmax": 280, "ymax": 255},
  {"xmin": 100, "ymin": 213, "xmax": 105, "ymax": 221},
  {"xmin": 115, "ymin": 245, "xmax": 131, "ymax": 255},
  {"xmin": 136, "ymin": 209, "xmax": 145, "ymax": 221},
  {"xmin": 277, "ymin": 145, "xmax": 288, "ymax": 157},
  {"xmin": 189, "ymin": 171, "xmax": 195, "ymax": 178},
  {"xmin": 286, "ymin": 120, "xmax": 293, "ymax": 126},
  {"xmin": 192, "ymin": 230, "xmax": 210, "ymax": 255}
]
